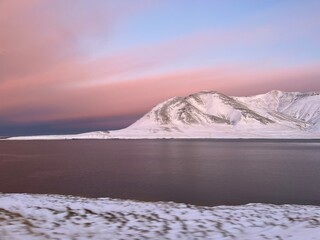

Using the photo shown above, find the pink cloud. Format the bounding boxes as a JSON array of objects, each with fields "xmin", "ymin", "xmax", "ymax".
[
  {"xmin": 0, "ymin": 0, "xmax": 155, "ymax": 82},
  {"xmin": 1, "ymin": 1, "xmax": 319, "ymax": 128}
]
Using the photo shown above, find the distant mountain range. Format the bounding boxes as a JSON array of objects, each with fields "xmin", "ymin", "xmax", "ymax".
[{"xmin": 8, "ymin": 90, "xmax": 320, "ymax": 139}]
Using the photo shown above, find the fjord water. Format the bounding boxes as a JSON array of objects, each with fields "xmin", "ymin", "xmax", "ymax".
[{"xmin": 0, "ymin": 140, "xmax": 320, "ymax": 206}]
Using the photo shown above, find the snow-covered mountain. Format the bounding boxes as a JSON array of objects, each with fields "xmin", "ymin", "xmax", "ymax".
[
  {"xmin": 111, "ymin": 90, "xmax": 320, "ymax": 139},
  {"xmin": 8, "ymin": 90, "xmax": 320, "ymax": 139}
]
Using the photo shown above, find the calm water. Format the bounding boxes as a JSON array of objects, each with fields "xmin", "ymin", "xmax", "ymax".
[{"xmin": 0, "ymin": 140, "xmax": 320, "ymax": 206}]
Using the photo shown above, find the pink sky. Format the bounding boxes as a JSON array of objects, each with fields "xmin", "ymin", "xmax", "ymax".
[{"xmin": 1, "ymin": 0, "xmax": 320, "ymax": 135}]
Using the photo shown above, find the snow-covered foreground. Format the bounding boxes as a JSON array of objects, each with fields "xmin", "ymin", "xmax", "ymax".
[{"xmin": 1, "ymin": 194, "xmax": 320, "ymax": 240}]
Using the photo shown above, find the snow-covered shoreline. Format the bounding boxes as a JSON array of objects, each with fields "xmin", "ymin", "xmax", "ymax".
[
  {"xmin": 1, "ymin": 193, "xmax": 320, "ymax": 239},
  {"xmin": 5, "ymin": 129, "xmax": 320, "ymax": 140}
]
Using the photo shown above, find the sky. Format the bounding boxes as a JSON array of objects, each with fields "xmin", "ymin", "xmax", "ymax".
[{"xmin": 1, "ymin": 0, "xmax": 320, "ymax": 136}]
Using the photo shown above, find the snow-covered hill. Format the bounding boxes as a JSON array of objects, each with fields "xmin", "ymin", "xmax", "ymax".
[{"xmin": 8, "ymin": 90, "xmax": 320, "ymax": 139}]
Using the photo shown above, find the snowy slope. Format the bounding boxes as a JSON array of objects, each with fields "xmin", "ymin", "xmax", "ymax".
[
  {"xmin": 235, "ymin": 90, "xmax": 320, "ymax": 130},
  {"xmin": 7, "ymin": 90, "xmax": 320, "ymax": 140},
  {"xmin": 1, "ymin": 193, "xmax": 320, "ymax": 240}
]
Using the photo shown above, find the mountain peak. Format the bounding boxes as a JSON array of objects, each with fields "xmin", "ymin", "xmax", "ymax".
[
  {"xmin": 268, "ymin": 89, "xmax": 284, "ymax": 95},
  {"xmin": 186, "ymin": 90, "xmax": 227, "ymax": 101}
]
